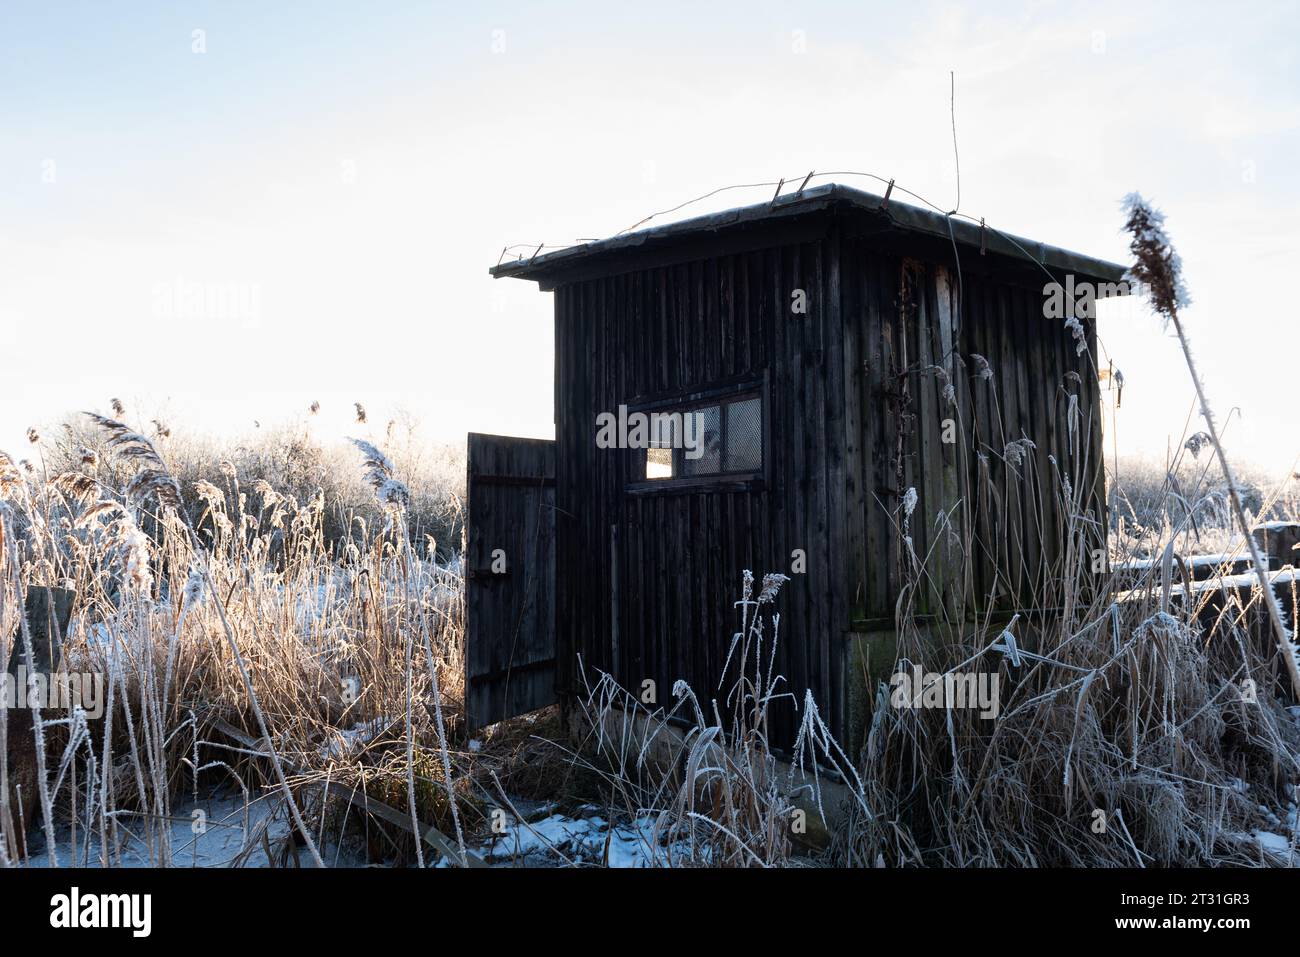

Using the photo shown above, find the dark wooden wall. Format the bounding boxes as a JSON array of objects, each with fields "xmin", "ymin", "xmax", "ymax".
[
  {"xmin": 553, "ymin": 232, "xmax": 848, "ymax": 746},
  {"xmin": 551, "ymin": 210, "xmax": 1106, "ymax": 748},
  {"xmin": 840, "ymin": 227, "xmax": 1107, "ymax": 628}
]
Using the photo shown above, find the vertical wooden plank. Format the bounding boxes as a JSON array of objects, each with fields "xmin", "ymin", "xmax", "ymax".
[
  {"xmin": 1012, "ymin": 284, "xmax": 1044, "ymax": 594},
  {"xmin": 823, "ymin": 229, "xmax": 848, "ymax": 738},
  {"xmin": 864, "ymin": 250, "xmax": 891, "ymax": 620},
  {"xmin": 934, "ymin": 264, "xmax": 963, "ymax": 616},
  {"xmin": 964, "ymin": 275, "xmax": 995, "ymax": 612},
  {"xmin": 992, "ymin": 282, "xmax": 1019, "ymax": 604},
  {"xmin": 841, "ymin": 234, "xmax": 868, "ymax": 625},
  {"xmin": 1035, "ymin": 280, "xmax": 1064, "ymax": 587}
]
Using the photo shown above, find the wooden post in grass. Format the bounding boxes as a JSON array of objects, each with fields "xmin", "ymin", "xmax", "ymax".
[{"xmin": 5, "ymin": 586, "xmax": 74, "ymax": 676}]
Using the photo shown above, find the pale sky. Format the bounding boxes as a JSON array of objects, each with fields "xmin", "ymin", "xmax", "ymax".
[{"xmin": 2, "ymin": 1, "xmax": 1297, "ymax": 474}]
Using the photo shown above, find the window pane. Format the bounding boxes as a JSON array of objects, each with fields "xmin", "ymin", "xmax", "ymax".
[
  {"xmin": 646, "ymin": 447, "xmax": 674, "ymax": 479},
  {"xmin": 681, "ymin": 405, "xmax": 721, "ymax": 475},
  {"xmin": 650, "ymin": 411, "xmax": 678, "ymax": 449},
  {"xmin": 645, "ymin": 413, "xmax": 676, "ymax": 479},
  {"xmin": 725, "ymin": 397, "xmax": 762, "ymax": 472}
]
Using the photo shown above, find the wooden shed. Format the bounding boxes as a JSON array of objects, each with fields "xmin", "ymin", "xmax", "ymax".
[{"xmin": 469, "ymin": 182, "xmax": 1127, "ymax": 750}]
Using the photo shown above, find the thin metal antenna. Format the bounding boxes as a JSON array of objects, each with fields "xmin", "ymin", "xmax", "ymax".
[{"xmin": 949, "ymin": 70, "xmax": 961, "ymax": 214}]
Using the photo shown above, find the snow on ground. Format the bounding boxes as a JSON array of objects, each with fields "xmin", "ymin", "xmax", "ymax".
[
  {"xmin": 1254, "ymin": 802, "xmax": 1299, "ymax": 866},
  {"xmin": 1252, "ymin": 828, "xmax": 1295, "ymax": 864},
  {"xmin": 1227, "ymin": 780, "xmax": 1298, "ymax": 866},
  {"xmin": 24, "ymin": 790, "xmax": 695, "ymax": 868},
  {"xmin": 22, "ymin": 792, "xmax": 363, "ymax": 868},
  {"xmin": 450, "ymin": 805, "xmax": 700, "ymax": 868},
  {"xmin": 19, "ymin": 787, "xmax": 1296, "ymax": 867}
]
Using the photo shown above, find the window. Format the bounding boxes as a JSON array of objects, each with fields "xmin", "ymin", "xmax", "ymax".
[{"xmin": 642, "ymin": 392, "xmax": 763, "ymax": 481}]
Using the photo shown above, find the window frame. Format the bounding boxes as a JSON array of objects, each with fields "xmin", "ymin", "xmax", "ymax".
[{"xmin": 624, "ymin": 376, "xmax": 768, "ymax": 494}]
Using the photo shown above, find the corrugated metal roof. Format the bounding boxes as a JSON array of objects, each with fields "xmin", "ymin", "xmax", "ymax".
[{"xmin": 490, "ymin": 182, "xmax": 1128, "ymax": 285}]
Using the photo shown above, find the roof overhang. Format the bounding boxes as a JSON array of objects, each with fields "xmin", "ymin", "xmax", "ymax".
[{"xmin": 490, "ymin": 182, "xmax": 1129, "ymax": 290}]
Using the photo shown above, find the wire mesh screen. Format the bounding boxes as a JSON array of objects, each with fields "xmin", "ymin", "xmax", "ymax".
[
  {"xmin": 724, "ymin": 396, "xmax": 762, "ymax": 471},
  {"xmin": 640, "ymin": 393, "xmax": 762, "ymax": 481},
  {"xmin": 681, "ymin": 405, "xmax": 721, "ymax": 475}
]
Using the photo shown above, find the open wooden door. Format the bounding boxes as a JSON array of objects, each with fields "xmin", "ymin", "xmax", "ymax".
[{"xmin": 465, "ymin": 433, "xmax": 556, "ymax": 730}]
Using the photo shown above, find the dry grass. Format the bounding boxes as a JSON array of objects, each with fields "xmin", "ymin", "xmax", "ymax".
[
  {"xmin": 0, "ymin": 413, "xmax": 470, "ymax": 867},
  {"xmin": 536, "ymin": 455, "xmax": 1300, "ymax": 867},
  {"xmin": 1110, "ymin": 454, "xmax": 1298, "ymax": 558},
  {"xmin": 1, "ymin": 376, "xmax": 1297, "ymax": 867},
  {"xmin": 36, "ymin": 412, "xmax": 465, "ymax": 562},
  {"xmin": 2, "ymin": 403, "xmax": 1300, "ymax": 868}
]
